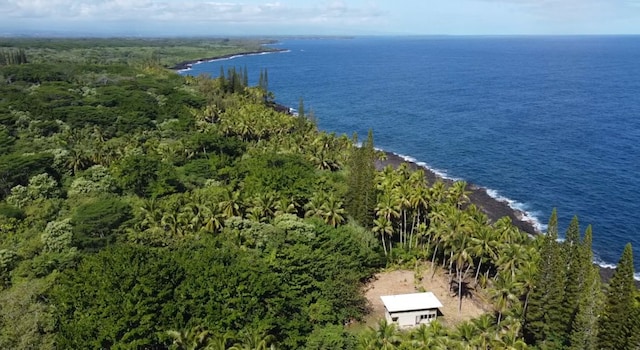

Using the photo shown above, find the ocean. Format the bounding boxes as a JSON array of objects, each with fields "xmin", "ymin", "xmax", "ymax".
[{"xmin": 181, "ymin": 36, "xmax": 640, "ymax": 277}]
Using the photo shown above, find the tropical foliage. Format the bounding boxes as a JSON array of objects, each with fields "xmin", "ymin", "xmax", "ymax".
[{"xmin": 0, "ymin": 38, "xmax": 638, "ymax": 350}]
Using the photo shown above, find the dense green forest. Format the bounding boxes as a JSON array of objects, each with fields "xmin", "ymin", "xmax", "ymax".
[
  {"xmin": 0, "ymin": 38, "xmax": 638, "ymax": 349},
  {"xmin": 0, "ymin": 38, "xmax": 278, "ymax": 67}
]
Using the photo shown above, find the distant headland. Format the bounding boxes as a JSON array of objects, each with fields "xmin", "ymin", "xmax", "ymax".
[{"xmin": 170, "ymin": 48, "xmax": 288, "ymax": 71}]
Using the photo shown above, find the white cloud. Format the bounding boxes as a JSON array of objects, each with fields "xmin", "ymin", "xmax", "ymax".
[
  {"xmin": 0, "ymin": 0, "xmax": 385, "ymax": 25},
  {"xmin": 472, "ymin": 0, "xmax": 640, "ymax": 17}
]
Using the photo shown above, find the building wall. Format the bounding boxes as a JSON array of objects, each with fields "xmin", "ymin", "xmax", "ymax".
[{"xmin": 385, "ymin": 308, "xmax": 438, "ymax": 328}]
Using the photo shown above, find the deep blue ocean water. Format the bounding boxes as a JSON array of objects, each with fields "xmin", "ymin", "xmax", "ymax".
[{"xmin": 182, "ymin": 36, "xmax": 640, "ymax": 276}]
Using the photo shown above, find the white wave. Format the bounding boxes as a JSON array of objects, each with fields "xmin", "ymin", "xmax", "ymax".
[
  {"xmin": 203, "ymin": 49, "xmax": 291, "ymax": 64},
  {"xmin": 594, "ymin": 257, "xmax": 640, "ymax": 281},
  {"xmin": 390, "ymin": 151, "xmax": 462, "ymax": 181},
  {"xmin": 594, "ymin": 256, "xmax": 618, "ymax": 270},
  {"xmin": 376, "ymin": 148, "xmax": 545, "ymax": 234},
  {"xmin": 375, "ymin": 145, "xmax": 640, "ymax": 281},
  {"xmin": 178, "ymin": 50, "xmax": 291, "ymax": 73},
  {"xmin": 593, "ymin": 255, "xmax": 640, "ymax": 281},
  {"xmin": 485, "ymin": 188, "xmax": 545, "ymax": 233}
]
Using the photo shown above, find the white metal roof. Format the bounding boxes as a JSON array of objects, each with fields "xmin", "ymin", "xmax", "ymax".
[{"xmin": 380, "ymin": 292, "xmax": 443, "ymax": 313}]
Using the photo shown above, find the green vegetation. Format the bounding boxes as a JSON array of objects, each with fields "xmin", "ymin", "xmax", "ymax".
[
  {"xmin": 0, "ymin": 38, "xmax": 638, "ymax": 349},
  {"xmin": 0, "ymin": 38, "xmax": 278, "ymax": 68}
]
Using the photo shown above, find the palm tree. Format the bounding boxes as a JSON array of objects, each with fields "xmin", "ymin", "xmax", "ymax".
[
  {"xmin": 440, "ymin": 205, "xmax": 472, "ymax": 274},
  {"xmin": 375, "ymin": 193, "xmax": 401, "ymax": 223},
  {"xmin": 465, "ymin": 203, "xmax": 489, "ymax": 226},
  {"xmin": 451, "ymin": 321, "xmax": 479, "ymax": 348},
  {"xmin": 304, "ymin": 192, "xmax": 326, "ymax": 219},
  {"xmin": 375, "ymin": 165, "xmax": 400, "ymax": 193},
  {"xmin": 408, "ymin": 172, "xmax": 429, "ymax": 249},
  {"xmin": 496, "ymin": 243, "xmax": 527, "ymax": 279},
  {"xmin": 427, "ymin": 204, "xmax": 448, "ymax": 276},
  {"xmin": 320, "ymin": 194, "xmax": 346, "ymax": 228},
  {"xmin": 516, "ymin": 259, "xmax": 538, "ymax": 315},
  {"xmin": 161, "ymin": 209, "xmax": 186, "ymax": 238},
  {"xmin": 357, "ymin": 329, "xmax": 378, "ymax": 350},
  {"xmin": 184, "ymin": 202, "xmax": 207, "ymax": 233},
  {"xmin": 494, "ymin": 216, "xmax": 519, "ymax": 245},
  {"xmin": 447, "ymin": 180, "xmax": 470, "ymax": 209},
  {"xmin": 166, "ymin": 327, "xmax": 212, "ymax": 350},
  {"xmin": 415, "ymin": 222, "xmax": 429, "ymax": 252},
  {"xmin": 275, "ymin": 197, "xmax": 298, "ymax": 216},
  {"xmin": 203, "ymin": 203, "xmax": 225, "ymax": 234},
  {"xmin": 140, "ymin": 198, "xmax": 163, "ymax": 229},
  {"xmin": 228, "ymin": 329, "xmax": 275, "ymax": 350},
  {"xmin": 472, "ymin": 314, "xmax": 497, "ymax": 350},
  {"xmin": 470, "ymin": 225, "xmax": 499, "ymax": 286},
  {"xmin": 411, "ymin": 321, "xmax": 448, "ymax": 349},
  {"xmin": 411, "ymin": 323, "xmax": 431, "ymax": 348},
  {"xmin": 452, "ymin": 234, "xmax": 474, "ymax": 312},
  {"xmin": 375, "ymin": 192, "xmax": 400, "ymax": 255},
  {"xmin": 429, "ymin": 180, "xmax": 447, "ymax": 205},
  {"xmin": 373, "ymin": 216, "xmax": 393, "ymax": 256},
  {"xmin": 309, "ymin": 133, "xmax": 341, "ymax": 170},
  {"xmin": 220, "ymin": 189, "xmax": 243, "ymax": 219},
  {"xmin": 372, "ymin": 319, "xmax": 402, "ymax": 350},
  {"xmin": 65, "ymin": 147, "xmax": 91, "ymax": 175},
  {"xmin": 250, "ymin": 192, "xmax": 278, "ymax": 222},
  {"xmin": 493, "ymin": 328, "xmax": 529, "ymax": 350},
  {"xmin": 393, "ymin": 180, "xmax": 412, "ymax": 248},
  {"xmin": 490, "ymin": 273, "xmax": 523, "ymax": 324}
]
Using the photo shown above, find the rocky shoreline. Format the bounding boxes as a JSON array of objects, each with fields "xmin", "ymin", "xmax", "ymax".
[
  {"xmin": 377, "ymin": 151, "xmax": 539, "ymax": 235},
  {"xmin": 169, "ymin": 47, "xmax": 633, "ymax": 286},
  {"xmin": 170, "ymin": 48, "xmax": 288, "ymax": 71},
  {"xmin": 376, "ymin": 150, "xmax": 635, "ymax": 286}
]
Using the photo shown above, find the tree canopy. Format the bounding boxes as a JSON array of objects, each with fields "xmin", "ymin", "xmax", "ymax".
[{"xmin": 0, "ymin": 38, "xmax": 638, "ymax": 350}]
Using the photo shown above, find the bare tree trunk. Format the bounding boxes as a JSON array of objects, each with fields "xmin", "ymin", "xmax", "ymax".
[
  {"xmin": 458, "ymin": 266, "xmax": 463, "ymax": 312},
  {"xmin": 523, "ymin": 290, "xmax": 531, "ymax": 316},
  {"xmin": 410, "ymin": 212, "xmax": 417, "ymax": 248},
  {"xmin": 474, "ymin": 260, "xmax": 483, "ymax": 286},
  {"xmin": 402, "ymin": 210, "xmax": 407, "ymax": 248},
  {"xmin": 430, "ymin": 244, "xmax": 439, "ymax": 280},
  {"xmin": 381, "ymin": 233, "xmax": 388, "ymax": 256}
]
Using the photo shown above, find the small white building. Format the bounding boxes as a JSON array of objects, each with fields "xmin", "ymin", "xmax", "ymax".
[{"xmin": 380, "ymin": 292, "xmax": 443, "ymax": 328}]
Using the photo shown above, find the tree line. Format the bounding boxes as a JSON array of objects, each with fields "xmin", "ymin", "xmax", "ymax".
[
  {"xmin": 0, "ymin": 49, "xmax": 28, "ymax": 66},
  {"xmin": 0, "ymin": 40, "xmax": 638, "ymax": 349}
]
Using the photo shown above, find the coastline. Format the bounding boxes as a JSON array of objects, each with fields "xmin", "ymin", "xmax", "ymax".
[
  {"xmin": 171, "ymin": 46, "xmax": 636, "ymax": 285},
  {"xmin": 170, "ymin": 48, "xmax": 288, "ymax": 72},
  {"xmin": 376, "ymin": 150, "xmax": 636, "ymax": 286},
  {"xmin": 376, "ymin": 150, "xmax": 539, "ymax": 235}
]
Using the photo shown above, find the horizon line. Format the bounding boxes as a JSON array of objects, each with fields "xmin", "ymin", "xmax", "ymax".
[{"xmin": 2, "ymin": 33, "xmax": 640, "ymax": 39}]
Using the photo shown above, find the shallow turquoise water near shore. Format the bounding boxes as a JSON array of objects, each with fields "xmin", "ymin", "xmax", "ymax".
[{"xmin": 182, "ymin": 36, "xmax": 640, "ymax": 276}]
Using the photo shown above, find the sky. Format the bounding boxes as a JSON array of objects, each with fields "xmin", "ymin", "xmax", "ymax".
[{"xmin": 1, "ymin": 0, "xmax": 639, "ymax": 36}]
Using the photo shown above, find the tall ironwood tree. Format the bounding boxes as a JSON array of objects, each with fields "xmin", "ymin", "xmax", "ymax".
[
  {"xmin": 597, "ymin": 243, "xmax": 637, "ymax": 350},
  {"xmin": 345, "ymin": 129, "xmax": 376, "ymax": 227},
  {"xmin": 568, "ymin": 225, "xmax": 602, "ymax": 350},
  {"xmin": 524, "ymin": 209, "xmax": 567, "ymax": 347}
]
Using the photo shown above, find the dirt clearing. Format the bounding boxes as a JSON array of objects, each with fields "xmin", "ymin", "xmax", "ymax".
[{"xmin": 363, "ymin": 266, "xmax": 489, "ymax": 327}]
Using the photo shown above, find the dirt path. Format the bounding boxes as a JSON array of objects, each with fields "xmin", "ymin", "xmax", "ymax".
[{"xmin": 363, "ymin": 266, "xmax": 489, "ymax": 327}]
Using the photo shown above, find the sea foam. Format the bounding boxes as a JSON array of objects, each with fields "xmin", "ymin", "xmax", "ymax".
[
  {"xmin": 485, "ymin": 189, "xmax": 546, "ymax": 233},
  {"xmin": 594, "ymin": 256, "xmax": 640, "ymax": 281},
  {"xmin": 177, "ymin": 50, "xmax": 291, "ymax": 73},
  {"xmin": 387, "ymin": 150, "xmax": 547, "ymax": 234},
  {"xmin": 181, "ymin": 36, "xmax": 640, "ymax": 279},
  {"xmin": 370, "ymin": 146, "xmax": 636, "ymax": 279},
  {"xmin": 394, "ymin": 152, "xmax": 461, "ymax": 181}
]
